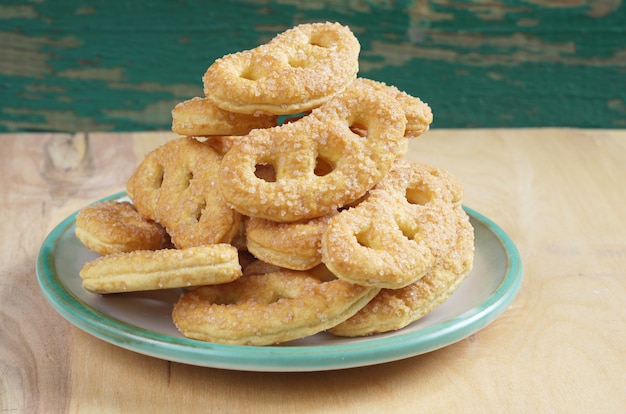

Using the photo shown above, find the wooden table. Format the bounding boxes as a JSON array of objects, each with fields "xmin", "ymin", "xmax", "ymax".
[{"xmin": 2, "ymin": 129, "xmax": 625, "ymax": 413}]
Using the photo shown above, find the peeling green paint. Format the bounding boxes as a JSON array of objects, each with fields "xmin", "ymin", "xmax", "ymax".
[
  {"xmin": 0, "ymin": 5, "xmax": 38, "ymax": 20},
  {"xmin": 56, "ymin": 67, "xmax": 125, "ymax": 81},
  {"xmin": 1, "ymin": 0, "xmax": 624, "ymax": 131}
]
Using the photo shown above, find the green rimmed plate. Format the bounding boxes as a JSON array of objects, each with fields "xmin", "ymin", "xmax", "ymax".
[{"xmin": 37, "ymin": 192, "xmax": 522, "ymax": 372}]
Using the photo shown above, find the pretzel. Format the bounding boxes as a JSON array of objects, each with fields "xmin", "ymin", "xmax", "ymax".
[
  {"xmin": 358, "ymin": 78, "xmax": 433, "ymax": 138},
  {"xmin": 171, "ymin": 97, "xmax": 278, "ymax": 136},
  {"xmin": 218, "ymin": 78, "xmax": 407, "ymax": 222},
  {"xmin": 329, "ymin": 206, "xmax": 474, "ymax": 336},
  {"xmin": 172, "ymin": 270, "xmax": 380, "ymax": 345},
  {"xmin": 244, "ymin": 212, "xmax": 337, "ymax": 271},
  {"xmin": 75, "ymin": 200, "xmax": 167, "ymax": 255},
  {"xmin": 126, "ymin": 137, "xmax": 241, "ymax": 249},
  {"xmin": 321, "ymin": 160, "xmax": 464, "ymax": 289},
  {"xmin": 202, "ymin": 22, "xmax": 360, "ymax": 115},
  {"xmin": 80, "ymin": 244, "xmax": 241, "ymax": 294}
]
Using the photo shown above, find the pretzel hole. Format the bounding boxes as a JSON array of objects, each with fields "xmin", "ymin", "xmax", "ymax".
[
  {"xmin": 240, "ymin": 65, "xmax": 264, "ymax": 81},
  {"xmin": 355, "ymin": 230, "xmax": 376, "ymax": 249},
  {"xmin": 184, "ymin": 170, "xmax": 193, "ymax": 189},
  {"xmin": 349, "ymin": 123, "xmax": 368, "ymax": 138},
  {"xmin": 288, "ymin": 56, "xmax": 312, "ymax": 69},
  {"xmin": 194, "ymin": 200, "xmax": 206, "ymax": 223},
  {"xmin": 266, "ymin": 291, "xmax": 293, "ymax": 304},
  {"xmin": 254, "ymin": 163, "xmax": 276, "ymax": 182},
  {"xmin": 314, "ymin": 155, "xmax": 334, "ymax": 176},
  {"xmin": 253, "ymin": 286, "xmax": 299, "ymax": 304},
  {"xmin": 399, "ymin": 222, "xmax": 418, "ymax": 241},
  {"xmin": 308, "ymin": 32, "xmax": 335, "ymax": 48},
  {"xmin": 210, "ymin": 293, "xmax": 240, "ymax": 305},
  {"xmin": 406, "ymin": 187, "xmax": 432, "ymax": 205},
  {"xmin": 152, "ymin": 165, "xmax": 164, "ymax": 189}
]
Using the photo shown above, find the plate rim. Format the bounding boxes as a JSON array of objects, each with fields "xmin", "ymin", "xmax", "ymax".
[{"xmin": 36, "ymin": 191, "xmax": 522, "ymax": 371}]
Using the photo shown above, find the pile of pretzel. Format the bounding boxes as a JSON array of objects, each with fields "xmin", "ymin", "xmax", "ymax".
[{"xmin": 75, "ymin": 22, "xmax": 474, "ymax": 345}]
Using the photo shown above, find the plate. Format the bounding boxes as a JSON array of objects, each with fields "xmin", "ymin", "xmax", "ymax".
[{"xmin": 37, "ymin": 192, "xmax": 522, "ymax": 372}]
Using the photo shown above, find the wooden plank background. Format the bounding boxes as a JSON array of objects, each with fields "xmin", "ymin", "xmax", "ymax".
[{"xmin": 1, "ymin": 0, "xmax": 624, "ymax": 132}]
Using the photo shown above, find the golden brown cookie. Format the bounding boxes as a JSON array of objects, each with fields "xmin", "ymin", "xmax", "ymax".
[
  {"xmin": 329, "ymin": 206, "xmax": 474, "ymax": 336},
  {"xmin": 358, "ymin": 78, "xmax": 433, "ymax": 138},
  {"xmin": 171, "ymin": 97, "xmax": 278, "ymax": 136},
  {"xmin": 80, "ymin": 244, "xmax": 242, "ymax": 294},
  {"xmin": 245, "ymin": 212, "xmax": 337, "ymax": 271},
  {"xmin": 126, "ymin": 137, "xmax": 241, "ymax": 248},
  {"xmin": 172, "ymin": 270, "xmax": 380, "ymax": 345},
  {"xmin": 218, "ymin": 78, "xmax": 406, "ymax": 222},
  {"xmin": 203, "ymin": 22, "xmax": 360, "ymax": 115},
  {"xmin": 321, "ymin": 161, "xmax": 464, "ymax": 289},
  {"xmin": 75, "ymin": 200, "xmax": 167, "ymax": 255}
]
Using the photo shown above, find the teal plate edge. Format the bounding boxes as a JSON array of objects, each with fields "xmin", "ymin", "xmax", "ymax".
[{"xmin": 36, "ymin": 191, "xmax": 523, "ymax": 372}]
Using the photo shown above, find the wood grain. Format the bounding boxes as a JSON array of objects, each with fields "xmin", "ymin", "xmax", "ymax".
[
  {"xmin": 1, "ymin": 129, "xmax": 625, "ymax": 413},
  {"xmin": 1, "ymin": 1, "xmax": 624, "ymax": 132}
]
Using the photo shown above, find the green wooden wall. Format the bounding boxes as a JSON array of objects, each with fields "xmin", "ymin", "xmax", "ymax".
[{"xmin": 1, "ymin": 0, "xmax": 624, "ymax": 132}]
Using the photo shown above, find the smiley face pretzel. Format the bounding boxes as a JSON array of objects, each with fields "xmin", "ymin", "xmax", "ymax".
[
  {"xmin": 126, "ymin": 137, "xmax": 241, "ymax": 249},
  {"xmin": 345, "ymin": 78, "xmax": 434, "ymax": 156},
  {"xmin": 358, "ymin": 78, "xmax": 433, "ymax": 138},
  {"xmin": 329, "ymin": 205, "xmax": 475, "ymax": 336},
  {"xmin": 218, "ymin": 78, "xmax": 407, "ymax": 222},
  {"xmin": 202, "ymin": 22, "xmax": 360, "ymax": 115},
  {"xmin": 172, "ymin": 269, "xmax": 380, "ymax": 345},
  {"xmin": 321, "ymin": 160, "xmax": 465, "ymax": 289}
]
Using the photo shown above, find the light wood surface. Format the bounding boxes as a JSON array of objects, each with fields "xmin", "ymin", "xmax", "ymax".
[{"xmin": 1, "ymin": 129, "xmax": 624, "ymax": 413}]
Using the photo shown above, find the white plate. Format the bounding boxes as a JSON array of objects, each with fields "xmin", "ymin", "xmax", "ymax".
[{"xmin": 37, "ymin": 192, "xmax": 522, "ymax": 372}]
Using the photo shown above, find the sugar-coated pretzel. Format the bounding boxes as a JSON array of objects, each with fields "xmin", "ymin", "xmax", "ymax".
[
  {"xmin": 75, "ymin": 200, "xmax": 167, "ymax": 255},
  {"xmin": 321, "ymin": 160, "xmax": 463, "ymax": 289},
  {"xmin": 80, "ymin": 244, "xmax": 241, "ymax": 294},
  {"xmin": 358, "ymin": 78, "xmax": 433, "ymax": 138},
  {"xmin": 341, "ymin": 78, "xmax": 432, "ymax": 157},
  {"xmin": 218, "ymin": 78, "xmax": 407, "ymax": 222},
  {"xmin": 171, "ymin": 97, "xmax": 278, "ymax": 136},
  {"xmin": 329, "ymin": 206, "xmax": 474, "ymax": 336},
  {"xmin": 202, "ymin": 22, "xmax": 360, "ymax": 115},
  {"xmin": 172, "ymin": 270, "xmax": 380, "ymax": 345},
  {"xmin": 245, "ymin": 212, "xmax": 337, "ymax": 271},
  {"xmin": 126, "ymin": 137, "xmax": 241, "ymax": 249}
]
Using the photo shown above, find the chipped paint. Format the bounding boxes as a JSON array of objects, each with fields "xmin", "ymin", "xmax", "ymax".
[
  {"xmin": 56, "ymin": 67, "xmax": 125, "ymax": 81},
  {"xmin": 0, "ymin": 32, "xmax": 81, "ymax": 78},
  {"xmin": 103, "ymin": 99, "xmax": 182, "ymax": 125},
  {"xmin": 270, "ymin": 0, "xmax": 397, "ymax": 13},
  {"xmin": 107, "ymin": 82, "xmax": 201, "ymax": 98},
  {"xmin": 56, "ymin": 67, "xmax": 124, "ymax": 82},
  {"xmin": 1, "ymin": 0, "xmax": 624, "ymax": 131},
  {"xmin": 0, "ymin": 4, "xmax": 38, "ymax": 19},
  {"xmin": 523, "ymin": 0, "xmax": 622, "ymax": 17},
  {"xmin": 361, "ymin": 35, "xmax": 619, "ymax": 70}
]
